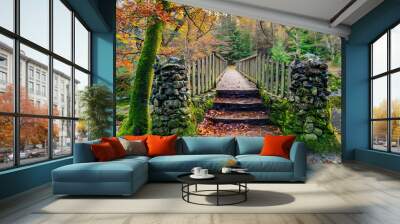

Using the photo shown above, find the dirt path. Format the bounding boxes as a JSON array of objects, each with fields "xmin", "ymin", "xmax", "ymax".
[{"xmin": 197, "ymin": 66, "xmax": 281, "ymax": 136}]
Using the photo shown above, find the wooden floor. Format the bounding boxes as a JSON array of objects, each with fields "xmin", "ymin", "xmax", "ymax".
[{"xmin": 1, "ymin": 162, "xmax": 400, "ymax": 224}]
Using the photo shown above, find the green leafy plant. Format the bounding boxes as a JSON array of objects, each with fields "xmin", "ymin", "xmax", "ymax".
[{"xmin": 80, "ymin": 84, "xmax": 114, "ymax": 140}]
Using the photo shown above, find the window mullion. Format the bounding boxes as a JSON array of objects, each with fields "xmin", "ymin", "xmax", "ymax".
[
  {"xmin": 388, "ymin": 30, "xmax": 392, "ymax": 152},
  {"xmin": 48, "ymin": 0, "xmax": 54, "ymax": 160},
  {"xmin": 71, "ymin": 10, "xmax": 76, "ymax": 155}
]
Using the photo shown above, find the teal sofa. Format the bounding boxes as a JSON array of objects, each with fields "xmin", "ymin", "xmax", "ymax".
[{"xmin": 52, "ymin": 136, "xmax": 306, "ymax": 196}]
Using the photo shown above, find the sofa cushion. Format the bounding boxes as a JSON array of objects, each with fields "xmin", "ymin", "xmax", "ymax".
[
  {"xmin": 119, "ymin": 138, "xmax": 147, "ymax": 156},
  {"xmin": 91, "ymin": 142, "xmax": 118, "ymax": 161},
  {"xmin": 53, "ymin": 158, "xmax": 147, "ymax": 183},
  {"xmin": 236, "ymin": 136, "xmax": 264, "ymax": 155},
  {"xmin": 178, "ymin": 137, "xmax": 236, "ymax": 155},
  {"xmin": 101, "ymin": 137, "xmax": 127, "ymax": 158},
  {"xmin": 260, "ymin": 135, "xmax": 296, "ymax": 159},
  {"xmin": 236, "ymin": 155, "xmax": 293, "ymax": 172},
  {"xmin": 149, "ymin": 154, "xmax": 235, "ymax": 172},
  {"xmin": 73, "ymin": 140, "xmax": 100, "ymax": 163},
  {"xmin": 147, "ymin": 135, "xmax": 177, "ymax": 157}
]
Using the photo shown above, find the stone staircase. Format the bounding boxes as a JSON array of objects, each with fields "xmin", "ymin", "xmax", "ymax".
[
  {"xmin": 197, "ymin": 66, "xmax": 279, "ymax": 136},
  {"xmin": 207, "ymin": 90, "xmax": 270, "ymax": 125}
]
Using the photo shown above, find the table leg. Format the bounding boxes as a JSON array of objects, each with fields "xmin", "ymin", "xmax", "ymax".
[
  {"xmin": 245, "ymin": 183, "xmax": 247, "ymax": 201},
  {"xmin": 217, "ymin": 184, "xmax": 219, "ymax": 206}
]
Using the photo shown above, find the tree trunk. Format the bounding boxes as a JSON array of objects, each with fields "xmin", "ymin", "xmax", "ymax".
[{"xmin": 119, "ymin": 20, "xmax": 164, "ymax": 135}]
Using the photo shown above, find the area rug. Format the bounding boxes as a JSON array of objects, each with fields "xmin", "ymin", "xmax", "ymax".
[{"xmin": 37, "ymin": 183, "xmax": 362, "ymax": 214}]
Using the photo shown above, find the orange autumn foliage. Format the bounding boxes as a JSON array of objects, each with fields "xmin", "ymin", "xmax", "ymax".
[{"xmin": 0, "ymin": 85, "xmax": 59, "ymax": 148}]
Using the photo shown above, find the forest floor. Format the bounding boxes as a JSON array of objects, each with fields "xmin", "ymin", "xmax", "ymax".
[{"xmin": 197, "ymin": 66, "xmax": 281, "ymax": 136}]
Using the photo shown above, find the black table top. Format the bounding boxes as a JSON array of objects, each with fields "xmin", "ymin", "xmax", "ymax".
[{"xmin": 177, "ymin": 172, "xmax": 255, "ymax": 185}]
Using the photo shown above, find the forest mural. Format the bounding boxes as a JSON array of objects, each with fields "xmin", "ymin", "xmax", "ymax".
[{"xmin": 116, "ymin": 0, "xmax": 342, "ymax": 154}]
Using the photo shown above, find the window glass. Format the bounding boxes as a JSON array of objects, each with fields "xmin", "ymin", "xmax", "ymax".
[
  {"xmin": 53, "ymin": 59, "xmax": 72, "ymax": 117},
  {"xmin": 74, "ymin": 69, "xmax": 89, "ymax": 118},
  {"xmin": 20, "ymin": 44, "xmax": 49, "ymax": 115},
  {"xmin": 372, "ymin": 121, "xmax": 388, "ymax": 151},
  {"xmin": 391, "ymin": 120, "xmax": 400, "ymax": 153},
  {"xmin": 53, "ymin": 0, "xmax": 72, "ymax": 60},
  {"xmin": 391, "ymin": 72, "xmax": 400, "ymax": 118},
  {"xmin": 391, "ymin": 24, "xmax": 400, "ymax": 70},
  {"xmin": 372, "ymin": 33, "xmax": 387, "ymax": 76},
  {"xmin": 0, "ymin": 116, "xmax": 14, "ymax": 170},
  {"xmin": 75, "ymin": 120, "xmax": 88, "ymax": 143},
  {"xmin": 19, "ymin": 117, "xmax": 49, "ymax": 165},
  {"xmin": 372, "ymin": 76, "xmax": 387, "ymax": 119},
  {"xmin": 74, "ymin": 18, "xmax": 89, "ymax": 70},
  {"xmin": 0, "ymin": 35, "xmax": 14, "ymax": 112},
  {"xmin": 20, "ymin": 0, "xmax": 49, "ymax": 49},
  {"xmin": 0, "ymin": 0, "xmax": 14, "ymax": 31},
  {"xmin": 53, "ymin": 119, "xmax": 72, "ymax": 157}
]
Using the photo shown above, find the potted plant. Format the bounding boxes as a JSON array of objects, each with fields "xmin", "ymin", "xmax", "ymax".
[{"xmin": 79, "ymin": 84, "xmax": 114, "ymax": 140}]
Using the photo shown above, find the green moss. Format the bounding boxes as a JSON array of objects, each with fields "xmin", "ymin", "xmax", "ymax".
[
  {"xmin": 179, "ymin": 93, "xmax": 215, "ymax": 136},
  {"xmin": 118, "ymin": 19, "xmax": 164, "ymax": 136},
  {"xmin": 260, "ymin": 89, "xmax": 340, "ymax": 153}
]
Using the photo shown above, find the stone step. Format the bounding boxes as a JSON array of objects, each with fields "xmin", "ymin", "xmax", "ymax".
[
  {"xmin": 213, "ymin": 97, "xmax": 265, "ymax": 111},
  {"xmin": 205, "ymin": 110, "xmax": 270, "ymax": 125},
  {"xmin": 216, "ymin": 89, "xmax": 260, "ymax": 98}
]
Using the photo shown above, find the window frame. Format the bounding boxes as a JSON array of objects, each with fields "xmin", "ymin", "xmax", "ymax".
[
  {"xmin": 370, "ymin": 21, "xmax": 400, "ymax": 154},
  {"xmin": 0, "ymin": 0, "xmax": 92, "ymax": 171}
]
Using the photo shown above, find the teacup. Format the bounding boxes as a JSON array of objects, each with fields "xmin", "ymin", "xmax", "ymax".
[
  {"xmin": 221, "ymin": 167, "xmax": 232, "ymax": 174},
  {"xmin": 199, "ymin": 169, "xmax": 208, "ymax": 176},
  {"xmin": 191, "ymin": 167, "xmax": 202, "ymax": 176}
]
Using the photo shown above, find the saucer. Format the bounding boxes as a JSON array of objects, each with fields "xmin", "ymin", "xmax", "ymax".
[{"xmin": 190, "ymin": 174, "xmax": 215, "ymax": 179}]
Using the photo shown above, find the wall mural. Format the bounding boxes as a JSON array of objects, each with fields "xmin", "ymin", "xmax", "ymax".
[{"xmin": 115, "ymin": 0, "xmax": 342, "ymax": 156}]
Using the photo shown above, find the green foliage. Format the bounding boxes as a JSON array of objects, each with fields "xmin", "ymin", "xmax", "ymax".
[
  {"xmin": 118, "ymin": 20, "xmax": 164, "ymax": 136},
  {"xmin": 216, "ymin": 15, "xmax": 253, "ymax": 64},
  {"xmin": 261, "ymin": 89, "xmax": 340, "ymax": 153},
  {"xmin": 328, "ymin": 73, "xmax": 341, "ymax": 93},
  {"xmin": 286, "ymin": 28, "xmax": 334, "ymax": 62},
  {"xmin": 80, "ymin": 84, "xmax": 114, "ymax": 140},
  {"xmin": 179, "ymin": 93, "xmax": 215, "ymax": 136},
  {"xmin": 270, "ymin": 41, "xmax": 291, "ymax": 63}
]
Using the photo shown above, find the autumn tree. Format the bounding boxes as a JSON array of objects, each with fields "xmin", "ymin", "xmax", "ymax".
[
  {"xmin": 0, "ymin": 85, "xmax": 58, "ymax": 151},
  {"xmin": 118, "ymin": 0, "xmax": 172, "ymax": 135}
]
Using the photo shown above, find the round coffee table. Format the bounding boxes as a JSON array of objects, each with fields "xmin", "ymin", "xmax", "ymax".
[{"xmin": 177, "ymin": 173, "xmax": 255, "ymax": 206}]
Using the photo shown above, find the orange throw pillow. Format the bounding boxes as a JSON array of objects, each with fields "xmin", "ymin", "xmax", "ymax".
[
  {"xmin": 124, "ymin": 135, "xmax": 148, "ymax": 141},
  {"xmin": 260, "ymin": 135, "xmax": 296, "ymax": 159},
  {"xmin": 91, "ymin": 142, "xmax": 117, "ymax": 162},
  {"xmin": 101, "ymin": 137, "xmax": 127, "ymax": 158},
  {"xmin": 146, "ymin": 135, "xmax": 177, "ymax": 157}
]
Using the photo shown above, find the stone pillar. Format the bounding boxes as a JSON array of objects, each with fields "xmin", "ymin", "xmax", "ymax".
[
  {"xmin": 151, "ymin": 57, "xmax": 191, "ymax": 135},
  {"xmin": 289, "ymin": 56, "xmax": 333, "ymax": 143}
]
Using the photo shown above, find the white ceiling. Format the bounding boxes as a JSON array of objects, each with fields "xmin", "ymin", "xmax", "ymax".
[{"xmin": 171, "ymin": 0, "xmax": 384, "ymax": 38}]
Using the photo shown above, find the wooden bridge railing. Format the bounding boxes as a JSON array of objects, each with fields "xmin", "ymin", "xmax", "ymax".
[
  {"xmin": 237, "ymin": 52, "xmax": 291, "ymax": 98},
  {"xmin": 187, "ymin": 52, "xmax": 228, "ymax": 96}
]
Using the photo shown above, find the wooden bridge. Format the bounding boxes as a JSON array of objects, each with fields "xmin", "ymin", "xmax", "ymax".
[{"xmin": 187, "ymin": 52, "xmax": 288, "ymax": 136}]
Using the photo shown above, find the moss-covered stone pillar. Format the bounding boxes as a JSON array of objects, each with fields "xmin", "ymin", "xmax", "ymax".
[
  {"xmin": 289, "ymin": 57, "xmax": 338, "ymax": 151},
  {"xmin": 151, "ymin": 57, "xmax": 191, "ymax": 135}
]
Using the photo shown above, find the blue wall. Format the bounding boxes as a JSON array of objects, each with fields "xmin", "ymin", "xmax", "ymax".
[
  {"xmin": 0, "ymin": 0, "xmax": 116, "ymax": 200},
  {"xmin": 343, "ymin": 0, "xmax": 400, "ymax": 171}
]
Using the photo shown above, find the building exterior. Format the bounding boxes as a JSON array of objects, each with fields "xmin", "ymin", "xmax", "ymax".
[{"xmin": 0, "ymin": 41, "xmax": 74, "ymax": 156}]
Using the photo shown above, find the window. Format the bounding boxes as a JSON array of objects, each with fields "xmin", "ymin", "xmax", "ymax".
[
  {"xmin": 53, "ymin": 0, "xmax": 72, "ymax": 60},
  {"xmin": 75, "ymin": 18, "xmax": 90, "ymax": 70},
  {"xmin": 28, "ymin": 81, "xmax": 34, "ymax": 94},
  {"xmin": 0, "ymin": 54, "xmax": 7, "ymax": 86},
  {"xmin": 28, "ymin": 67, "xmax": 34, "ymax": 80},
  {"xmin": 0, "ymin": 0, "xmax": 14, "ymax": 31},
  {"xmin": 20, "ymin": 0, "xmax": 49, "ymax": 48},
  {"xmin": 370, "ymin": 23, "xmax": 400, "ymax": 154},
  {"xmin": 0, "ymin": 0, "xmax": 91, "ymax": 170},
  {"xmin": 0, "ymin": 34, "xmax": 13, "ymax": 112}
]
